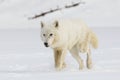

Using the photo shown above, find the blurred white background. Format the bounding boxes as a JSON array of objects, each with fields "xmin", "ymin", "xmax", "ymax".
[{"xmin": 0, "ymin": 0, "xmax": 120, "ymax": 28}]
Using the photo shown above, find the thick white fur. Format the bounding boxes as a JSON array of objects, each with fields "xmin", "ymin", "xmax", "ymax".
[{"xmin": 41, "ymin": 19, "xmax": 98, "ymax": 70}]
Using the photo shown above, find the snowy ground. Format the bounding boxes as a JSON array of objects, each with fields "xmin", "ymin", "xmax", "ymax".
[{"xmin": 0, "ymin": 27, "xmax": 120, "ymax": 80}]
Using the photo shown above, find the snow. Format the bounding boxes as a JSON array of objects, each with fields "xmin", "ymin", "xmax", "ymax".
[
  {"xmin": 0, "ymin": 0, "xmax": 120, "ymax": 80},
  {"xmin": 0, "ymin": 28, "xmax": 120, "ymax": 80}
]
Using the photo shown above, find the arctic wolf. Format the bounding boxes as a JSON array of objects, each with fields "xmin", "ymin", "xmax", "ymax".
[{"xmin": 40, "ymin": 19, "xmax": 98, "ymax": 70}]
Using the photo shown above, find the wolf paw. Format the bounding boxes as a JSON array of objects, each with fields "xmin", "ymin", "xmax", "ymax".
[
  {"xmin": 55, "ymin": 62, "xmax": 66, "ymax": 71},
  {"xmin": 87, "ymin": 59, "xmax": 92, "ymax": 69},
  {"xmin": 79, "ymin": 61, "xmax": 84, "ymax": 70},
  {"xmin": 56, "ymin": 67, "xmax": 62, "ymax": 71},
  {"xmin": 79, "ymin": 64, "xmax": 84, "ymax": 70},
  {"xmin": 62, "ymin": 62, "xmax": 66, "ymax": 68}
]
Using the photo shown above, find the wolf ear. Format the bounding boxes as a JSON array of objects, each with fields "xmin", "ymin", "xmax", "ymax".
[
  {"xmin": 54, "ymin": 20, "xmax": 59, "ymax": 28},
  {"xmin": 41, "ymin": 21, "xmax": 44, "ymax": 28}
]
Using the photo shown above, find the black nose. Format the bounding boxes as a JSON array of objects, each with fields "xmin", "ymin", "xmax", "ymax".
[{"xmin": 44, "ymin": 42, "xmax": 49, "ymax": 47}]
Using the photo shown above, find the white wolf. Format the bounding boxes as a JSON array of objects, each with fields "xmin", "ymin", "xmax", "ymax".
[{"xmin": 40, "ymin": 19, "xmax": 98, "ymax": 70}]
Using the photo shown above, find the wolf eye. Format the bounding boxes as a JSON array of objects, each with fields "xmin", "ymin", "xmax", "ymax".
[
  {"xmin": 43, "ymin": 34, "xmax": 45, "ymax": 36},
  {"xmin": 50, "ymin": 33, "xmax": 53, "ymax": 36}
]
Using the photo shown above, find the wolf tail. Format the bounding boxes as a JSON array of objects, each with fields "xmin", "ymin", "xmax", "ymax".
[{"xmin": 90, "ymin": 32, "xmax": 98, "ymax": 49}]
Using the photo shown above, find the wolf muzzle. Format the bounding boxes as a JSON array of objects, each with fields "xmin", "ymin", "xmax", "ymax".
[{"xmin": 44, "ymin": 42, "xmax": 49, "ymax": 47}]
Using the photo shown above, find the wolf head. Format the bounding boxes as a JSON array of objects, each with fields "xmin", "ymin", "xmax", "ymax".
[{"xmin": 40, "ymin": 20, "xmax": 59, "ymax": 48}]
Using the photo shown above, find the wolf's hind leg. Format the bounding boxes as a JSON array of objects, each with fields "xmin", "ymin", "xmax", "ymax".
[
  {"xmin": 86, "ymin": 48, "xmax": 92, "ymax": 69},
  {"xmin": 70, "ymin": 45, "xmax": 84, "ymax": 70}
]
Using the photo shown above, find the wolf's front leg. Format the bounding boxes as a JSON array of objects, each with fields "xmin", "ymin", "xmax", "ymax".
[
  {"xmin": 54, "ymin": 50, "xmax": 59, "ymax": 67},
  {"xmin": 54, "ymin": 49, "xmax": 67, "ymax": 71}
]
